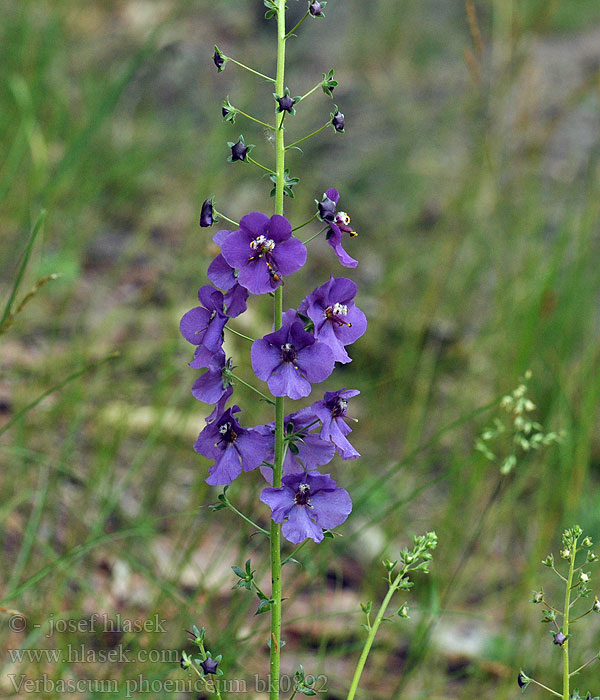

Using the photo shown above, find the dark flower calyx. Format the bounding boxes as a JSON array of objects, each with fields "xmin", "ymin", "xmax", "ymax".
[
  {"xmin": 200, "ymin": 658, "xmax": 219, "ymax": 675},
  {"xmin": 332, "ymin": 109, "xmax": 345, "ymax": 132},
  {"xmin": 213, "ymin": 46, "xmax": 225, "ymax": 72},
  {"xmin": 200, "ymin": 199, "xmax": 214, "ymax": 228}
]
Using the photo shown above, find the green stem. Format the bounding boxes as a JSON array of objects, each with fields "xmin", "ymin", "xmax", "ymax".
[
  {"xmin": 530, "ymin": 678, "xmax": 562, "ymax": 698},
  {"xmin": 222, "ymin": 495, "xmax": 270, "ymax": 537},
  {"xmin": 346, "ymin": 568, "xmax": 407, "ymax": 700},
  {"xmin": 213, "ymin": 209, "xmax": 239, "ymax": 228},
  {"xmin": 563, "ymin": 548, "xmax": 576, "ymax": 700},
  {"xmin": 286, "ymin": 122, "xmax": 330, "ymax": 150},
  {"xmin": 284, "ymin": 11, "xmax": 309, "ymax": 40},
  {"xmin": 228, "ymin": 372, "xmax": 276, "ymax": 406},
  {"xmin": 247, "ymin": 156, "xmax": 275, "ymax": 174},
  {"xmin": 282, "ymin": 539, "xmax": 309, "ymax": 566},
  {"xmin": 225, "ymin": 56, "xmax": 276, "ymax": 84},
  {"xmin": 298, "ymin": 82, "xmax": 322, "ymax": 102},
  {"xmin": 302, "ymin": 226, "xmax": 328, "ymax": 245},
  {"xmin": 269, "ymin": 4, "xmax": 286, "ymax": 700},
  {"xmin": 224, "ymin": 325, "xmax": 255, "ymax": 342},
  {"xmin": 569, "ymin": 653, "xmax": 599, "ymax": 677},
  {"xmin": 292, "ymin": 213, "xmax": 318, "ymax": 232},
  {"xmin": 236, "ymin": 109, "xmax": 276, "ymax": 131}
]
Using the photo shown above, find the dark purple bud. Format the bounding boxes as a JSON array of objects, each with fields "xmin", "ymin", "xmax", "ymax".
[
  {"xmin": 318, "ymin": 193, "xmax": 337, "ymax": 222},
  {"xmin": 222, "ymin": 107, "xmax": 230, "ymax": 118},
  {"xmin": 213, "ymin": 47, "xmax": 225, "ymax": 72},
  {"xmin": 230, "ymin": 140, "xmax": 248, "ymax": 161},
  {"xmin": 200, "ymin": 658, "xmax": 219, "ymax": 675},
  {"xmin": 200, "ymin": 199, "xmax": 214, "ymax": 227},
  {"xmin": 517, "ymin": 671, "xmax": 529, "ymax": 688},
  {"xmin": 553, "ymin": 632, "xmax": 567, "ymax": 646},
  {"xmin": 332, "ymin": 110, "xmax": 345, "ymax": 132},
  {"xmin": 309, "ymin": 1, "xmax": 323, "ymax": 16},
  {"xmin": 277, "ymin": 94, "xmax": 296, "ymax": 113}
]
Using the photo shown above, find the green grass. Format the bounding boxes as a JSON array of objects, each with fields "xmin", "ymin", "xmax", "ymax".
[{"xmin": 1, "ymin": 1, "xmax": 600, "ymax": 699}]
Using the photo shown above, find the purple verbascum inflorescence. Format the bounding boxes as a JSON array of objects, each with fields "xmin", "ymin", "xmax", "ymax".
[{"xmin": 260, "ymin": 471, "xmax": 352, "ymax": 544}]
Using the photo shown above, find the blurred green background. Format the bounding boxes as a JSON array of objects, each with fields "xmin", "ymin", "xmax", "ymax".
[{"xmin": 1, "ymin": 1, "xmax": 600, "ymax": 698}]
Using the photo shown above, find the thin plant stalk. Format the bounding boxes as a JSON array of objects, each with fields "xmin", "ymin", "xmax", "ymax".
[
  {"xmin": 345, "ymin": 573, "xmax": 404, "ymax": 700},
  {"xmin": 269, "ymin": 3, "xmax": 287, "ymax": 699},
  {"xmin": 562, "ymin": 550, "xmax": 576, "ymax": 700}
]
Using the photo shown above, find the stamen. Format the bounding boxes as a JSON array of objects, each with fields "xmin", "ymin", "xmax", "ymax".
[
  {"xmin": 324, "ymin": 303, "xmax": 352, "ymax": 328},
  {"xmin": 249, "ymin": 235, "xmax": 276, "ymax": 253}
]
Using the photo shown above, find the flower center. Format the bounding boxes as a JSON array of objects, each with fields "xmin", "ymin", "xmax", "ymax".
[
  {"xmin": 217, "ymin": 421, "xmax": 237, "ymax": 444},
  {"xmin": 280, "ymin": 343, "xmax": 298, "ymax": 363},
  {"xmin": 331, "ymin": 397, "xmax": 348, "ymax": 418},
  {"xmin": 294, "ymin": 483, "xmax": 312, "ymax": 507},
  {"xmin": 250, "ymin": 235, "xmax": 276, "ymax": 256},
  {"xmin": 324, "ymin": 303, "xmax": 352, "ymax": 328}
]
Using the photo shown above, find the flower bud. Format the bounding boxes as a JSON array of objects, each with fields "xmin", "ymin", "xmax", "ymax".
[
  {"xmin": 201, "ymin": 657, "xmax": 219, "ymax": 675},
  {"xmin": 332, "ymin": 109, "xmax": 345, "ymax": 132},
  {"xmin": 309, "ymin": 1, "xmax": 325, "ymax": 16},
  {"xmin": 517, "ymin": 671, "xmax": 530, "ymax": 689},
  {"xmin": 553, "ymin": 631, "xmax": 567, "ymax": 646},
  {"xmin": 531, "ymin": 590, "xmax": 543, "ymax": 604},
  {"xmin": 213, "ymin": 46, "xmax": 225, "ymax": 72},
  {"xmin": 200, "ymin": 199, "xmax": 214, "ymax": 228},
  {"xmin": 277, "ymin": 94, "xmax": 296, "ymax": 113},
  {"xmin": 228, "ymin": 137, "xmax": 250, "ymax": 162}
]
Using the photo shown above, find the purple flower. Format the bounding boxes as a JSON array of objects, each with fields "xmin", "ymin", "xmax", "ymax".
[
  {"xmin": 299, "ymin": 276, "xmax": 367, "ymax": 363},
  {"xmin": 194, "ymin": 406, "xmax": 269, "ymax": 485},
  {"xmin": 220, "ymin": 213, "xmax": 307, "ymax": 294},
  {"xmin": 260, "ymin": 471, "xmax": 352, "ymax": 544},
  {"xmin": 259, "ymin": 409, "xmax": 335, "ymax": 482},
  {"xmin": 317, "ymin": 189, "xmax": 358, "ymax": 268},
  {"xmin": 200, "ymin": 199, "xmax": 214, "ymax": 227},
  {"xmin": 251, "ymin": 310, "xmax": 335, "ymax": 399},
  {"xmin": 180, "ymin": 286, "xmax": 228, "ymax": 365},
  {"xmin": 312, "ymin": 389, "xmax": 360, "ymax": 459},
  {"xmin": 192, "ymin": 350, "xmax": 232, "ymax": 404}
]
